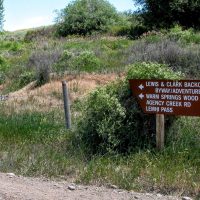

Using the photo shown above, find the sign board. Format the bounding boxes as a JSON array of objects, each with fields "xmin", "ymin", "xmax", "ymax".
[{"xmin": 129, "ymin": 79, "xmax": 200, "ymax": 116}]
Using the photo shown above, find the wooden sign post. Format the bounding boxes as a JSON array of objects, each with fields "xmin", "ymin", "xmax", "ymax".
[
  {"xmin": 129, "ymin": 79, "xmax": 200, "ymax": 150},
  {"xmin": 156, "ymin": 114, "xmax": 164, "ymax": 150}
]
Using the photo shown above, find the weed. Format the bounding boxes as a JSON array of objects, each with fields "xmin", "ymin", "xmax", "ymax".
[
  {"xmin": 28, "ymin": 49, "xmax": 62, "ymax": 85},
  {"xmin": 126, "ymin": 38, "xmax": 200, "ymax": 78}
]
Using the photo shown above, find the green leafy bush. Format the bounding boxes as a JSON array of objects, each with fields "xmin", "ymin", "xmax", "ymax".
[
  {"xmin": 56, "ymin": 0, "xmax": 121, "ymax": 36},
  {"xmin": 3, "ymin": 70, "xmax": 36, "ymax": 92},
  {"xmin": 0, "ymin": 41, "xmax": 23, "ymax": 52},
  {"xmin": 18, "ymin": 71, "xmax": 35, "ymax": 87},
  {"xmin": 108, "ymin": 25, "xmax": 131, "ymax": 36},
  {"xmin": 168, "ymin": 25, "xmax": 200, "ymax": 44},
  {"xmin": 55, "ymin": 50, "xmax": 102, "ymax": 73},
  {"xmin": 129, "ymin": 25, "xmax": 149, "ymax": 39},
  {"xmin": 53, "ymin": 50, "xmax": 74, "ymax": 74},
  {"xmin": 78, "ymin": 62, "xmax": 183, "ymax": 154},
  {"xmin": 78, "ymin": 88, "xmax": 126, "ymax": 154},
  {"xmin": 109, "ymin": 19, "xmax": 148, "ymax": 39},
  {"xmin": 107, "ymin": 13, "xmax": 132, "ymax": 37},
  {"xmin": 0, "ymin": 55, "xmax": 8, "ymax": 84},
  {"xmin": 72, "ymin": 50, "xmax": 102, "ymax": 72},
  {"xmin": 126, "ymin": 62, "xmax": 183, "ymax": 80}
]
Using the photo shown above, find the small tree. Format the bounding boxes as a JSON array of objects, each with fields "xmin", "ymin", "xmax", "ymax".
[
  {"xmin": 0, "ymin": 0, "xmax": 4, "ymax": 31},
  {"xmin": 56, "ymin": 0, "xmax": 121, "ymax": 36}
]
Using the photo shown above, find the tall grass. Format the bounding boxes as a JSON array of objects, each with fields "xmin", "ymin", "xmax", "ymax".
[
  {"xmin": 0, "ymin": 108, "xmax": 84, "ymax": 178},
  {"xmin": 78, "ymin": 116, "xmax": 199, "ymax": 196},
  {"xmin": 0, "ymin": 103, "xmax": 199, "ymax": 197}
]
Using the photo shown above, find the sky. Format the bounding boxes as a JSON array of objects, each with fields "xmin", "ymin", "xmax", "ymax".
[{"xmin": 4, "ymin": 0, "xmax": 135, "ymax": 31}]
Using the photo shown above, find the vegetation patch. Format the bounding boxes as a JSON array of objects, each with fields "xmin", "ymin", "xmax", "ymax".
[
  {"xmin": 55, "ymin": 0, "xmax": 124, "ymax": 36},
  {"xmin": 76, "ymin": 62, "xmax": 183, "ymax": 154},
  {"xmin": 0, "ymin": 5, "xmax": 200, "ymax": 197}
]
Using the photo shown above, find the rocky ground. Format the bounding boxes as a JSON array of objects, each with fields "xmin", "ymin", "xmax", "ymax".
[{"xmin": 0, "ymin": 173, "xmax": 193, "ymax": 200}]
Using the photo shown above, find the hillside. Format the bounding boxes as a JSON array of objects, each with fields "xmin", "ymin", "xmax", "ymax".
[{"xmin": 0, "ymin": 27, "xmax": 199, "ymax": 199}]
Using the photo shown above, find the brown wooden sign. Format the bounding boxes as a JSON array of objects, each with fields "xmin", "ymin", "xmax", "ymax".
[{"xmin": 129, "ymin": 79, "xmax": 200, "ymax": 116}]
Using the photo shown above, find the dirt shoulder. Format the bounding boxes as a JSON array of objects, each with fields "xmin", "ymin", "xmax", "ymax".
[{"xmin": 0, "ymin": 173, "xmax": 184, "ymax": 200}]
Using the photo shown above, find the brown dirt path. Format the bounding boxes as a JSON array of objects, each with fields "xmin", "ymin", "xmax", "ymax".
[{"xmin": 0, "ymin": 173, "xmax": 183, "ymax": 200}]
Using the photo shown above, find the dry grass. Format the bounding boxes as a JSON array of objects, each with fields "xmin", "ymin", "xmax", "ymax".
[{"xmin": 1, "ymin": 73, "xmax": 121, "ymax": 112}]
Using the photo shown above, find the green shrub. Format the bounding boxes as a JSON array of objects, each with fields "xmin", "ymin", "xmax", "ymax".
[
  {"xmin": 129, "ymin": 25, "xmax": 148, "ymax": 39},
  {"xmin": 24, "ymin": 26, "xmax": 56, "ymax": 42},
  {"xmin": 72, "ymin": 50, "xmax": 102, "ymax": 72},
  {"xmin": 78, "ymin": 88, "xmax": 126, "ymax": 154},
  {"xmin": 9, "ymin": 42, "xmax": 23, "ymax": 51},
  {"xmin": 56, "ymin": 0, "xmax": 122, "ymax": 36},
  {"xmin": 55, "ymin": 50, "xmax": 102, "ymax": 73},
  {"xmin": 139, "ymin": 30, "xmax": 164, "ymax": 43},
  {"xmin": 53, "ymin": 50, "xmax": 74, "ymax": 74},
  {"xmin": 0, "ymin": 55, "xmax": 8, "ymax": 84},
  {"xmin": 168, "ymin": 25, "xmax": 200, "ymax": 44},
  {"xmin": 78, "ymin": 62, "xmax": 183, "ymax": 154},
  {"xmin": 0, "ymin": 40, "xmax": 23, "ymax": 52},
  {"xmin": 0, "ymin": 55, "xmax": 7, "ymax": 70},
  {"xmin": 126, "ymin": 62, "xmax": 183, "ymax": 80},
  {"xmin": 108, "ymin": 25, "xmax": 131, "ymax": 36},
  {"xmin": 18, "ymin": 71, "xmax": 35, "ymax": 87},
  {"xmin": 3, "ymin": 70, "xmax": 35, "ymax": 92}
]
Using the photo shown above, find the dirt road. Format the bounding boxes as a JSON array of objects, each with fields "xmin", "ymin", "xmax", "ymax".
[{"xmin": 0, "ymin": 173, "xmax": 184, "ymax": 200}]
